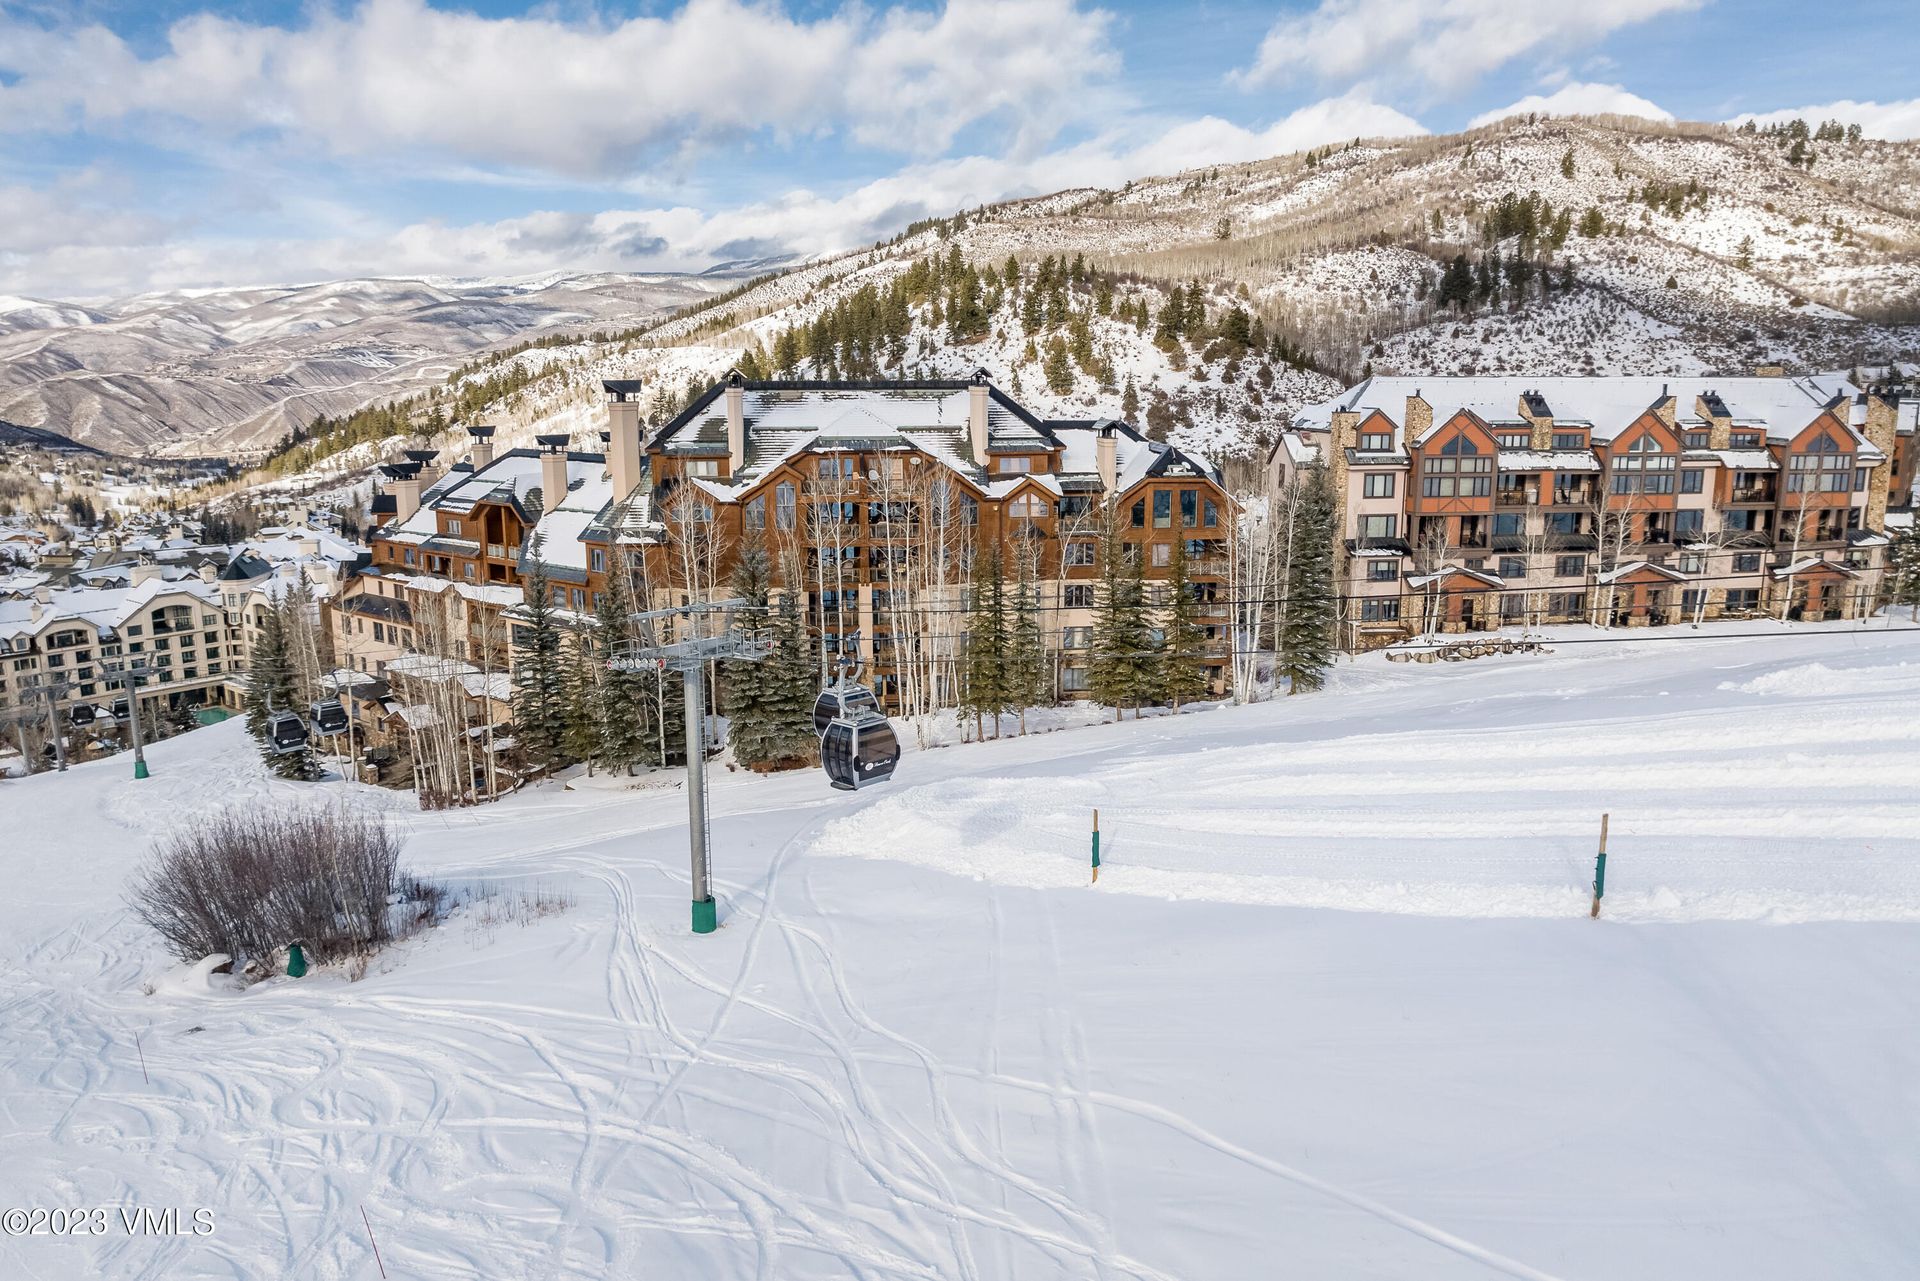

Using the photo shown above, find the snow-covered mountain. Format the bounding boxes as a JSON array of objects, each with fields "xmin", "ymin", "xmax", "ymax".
[
  {"xmin": 380, "ymin": 115, "xmax": 1920, "ymax": 478},
  {"xmin": 0, "ymin": 272, "xmax": 746, "ymax": 459},
  {"xmin": 17, "ymin": 115, "xmax": 1920, "ymax": 470}
]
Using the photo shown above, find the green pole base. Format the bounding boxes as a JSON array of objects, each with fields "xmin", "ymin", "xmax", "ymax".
[
  {"xmin": 133, "ymin": 759, "xmax": 150, "ymax": 780},
  {"xmin": 691, "ymin": 898, "xmax": 718, "ymax": 934}
]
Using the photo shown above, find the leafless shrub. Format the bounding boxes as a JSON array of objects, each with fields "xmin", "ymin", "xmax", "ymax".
[{"xmin": 128, "ymin": 806, "xmax": 410, "ymax": 966}]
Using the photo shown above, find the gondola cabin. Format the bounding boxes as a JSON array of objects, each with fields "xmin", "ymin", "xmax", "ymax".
[
  {"xmin": 813, "ymin": 684, "xmax": 879, "ymax": 737},
  {"xmin": 110, "ymin": 698, "xmax": 130, "ymax": 723},
  {"xmin": 68, "ymin": 704, "xmax": 96, "ymax": 728},
  {"xmin": 820, "ymin": 709, "xmax": 900, "ymax": 792},
  {"xmin": 310, "ymin": 699, "xmax": 350, "ymax": 737},
  {"xmin": 267, "ymin": 709, "xmax": 310, "ymax": 755}
]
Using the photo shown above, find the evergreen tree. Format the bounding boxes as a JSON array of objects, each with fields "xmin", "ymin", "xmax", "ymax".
[
  {"xmin": 724, "ymin": 536, "xmax": 819, "ymax": 768},
  {"xmin": 511, "ymin": 537, "xmax": 570, "ymax": 771},
  {"xmin": 1560, "ymin": 147, "xmax": 1575, "ymax": 179},
  {"xmin": 593, "ymin": 572, "xmax": 652, "ymax": 775},
  {"xmin": 247, "ymin": 596, "xmax": 320, "ymax": 780},
  {"xmin": 961, "ymin": 540, "xmax": 1010, "ymax": 738},
  {"xmin": 1438, "ymin": 254, "xmax": 1475, "ymax": 310},
  {"xmin": 562, "ymin": 638, "xmax": 600, "ymax": 771},
  {"xmin": 1043, "ymin": 335, "xmax": 1074, "ymax": 394},
  {"xmin": 1277, "ymin": 464, "xmax": 1338, "ymax": 694},
  {"xmin": 1159, "ymin": 538, "xmax": 1211, "ymax": 711},
  {"xmin": 1087, "ymin": 518, "xmax": 1158, "ymax": 719},
  {"xmin": 1006, "ymin": 549, "xmax": 1048, "ymax": 733},
  {"xmin": 1121, "ymin": 375, "xmax": 1140, "ymax": 421}
]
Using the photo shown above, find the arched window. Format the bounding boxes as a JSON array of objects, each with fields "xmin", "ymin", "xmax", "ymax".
[
  {"xmin": 1422, "ymin": 436, "xmax": 1492, "ymax": 496},
  {"xmin": 1610, "ymin": 433, "xmax": 1677, "ymax": 493}
]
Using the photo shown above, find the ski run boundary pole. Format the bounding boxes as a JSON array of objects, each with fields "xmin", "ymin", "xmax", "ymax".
[
  {"xmin": 1590, "ymin": 813, "xmax": 1610, "ymax": 918},
  {"xmin": 1091, "ymin": 809, "xmax": 1100, "ymax": 884}
]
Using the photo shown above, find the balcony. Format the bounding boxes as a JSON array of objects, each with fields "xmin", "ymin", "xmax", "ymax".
[
  {"xmin": 1727, "ymin": 488, "xmax": 1776, "ymax": 505},
  {"xmin": 1496, "ymin": 488, "xmax": 1539, "ymax": 508},
  {"xmin": 1550, "ymin": 489, "xmax": 1598, "ymax": 508}
]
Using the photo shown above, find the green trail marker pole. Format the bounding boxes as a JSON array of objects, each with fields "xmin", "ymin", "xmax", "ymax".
[
  {"xmin": 1590, "ymin": 813, "xmax": 1609, "ymax": 918},
  {"xmin": 1091, "ymin": 809, "xmax": 1100, "ymax": 884}
]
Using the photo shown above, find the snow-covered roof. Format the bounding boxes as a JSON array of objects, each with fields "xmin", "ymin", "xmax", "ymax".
[
  {"xmin": 1496, "ymin": 449, "xmax": 1600, "ymax": 473},
  {"xmin": 0, "ymin": 576, "xmax": 220, "ymax": 643},
  {"xmin": 1296, "ymin": 374, "xmax": 1862, "ymax": 446}
]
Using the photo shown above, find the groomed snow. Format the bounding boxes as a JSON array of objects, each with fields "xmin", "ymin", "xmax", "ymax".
[{"xmin": 3, "ymin": 624, "xmax": 1919, "ymax": 1278}]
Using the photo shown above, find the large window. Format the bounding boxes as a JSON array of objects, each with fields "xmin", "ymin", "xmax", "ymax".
[
  {"xmin": 1366, "ymin": 560, "xmax": 1398, "ymax": 582},
  {"xmin": 1610, "ymin": 434, "xmax": 1676, "ymax": 493},
  {"xmin": 1065, "ymin": 542, "xmax": 1096, "ymax": 566},
  {"xmin": 1421, "ymin": 437, "xmax": 1492, "ymax": 497},
  {"xmin": 1063, "ymin": 584, "xmax": 1094, "ymax": 608},
  {"xmin": 1360, "ymin": 514, "xmax": 1398, "ymax": 540},
  {"xmin": 1363, "ymin": 473, "xmax": 1396, "ymax": 498},
  {"xmin": 1498, "ymin": 557, "xmax": 1526, "ymax": 579},
  {"xmin": 744, "ymin": 497, "xmax": 765, "ymax": 530},
  {"xmin": 1153, "ymin": 490, "xmax": 1172, "ymax": 528},
  {"xmin": 1493, "ymin": 512, "xmax": 1522, "ymax": 536},
  {"xmin": 775, "ymin": 482, "xmax": 796, "ymax": 529},
  {"xmin": 1359, "ymin": 431, "xmax": 1392, "ymax": 452},
  {"xmin": 1359, "ymin": 598, "xmax": 1400, "ymax": 622},
  {"xmin": 1180, "ymin": 489, "xmax": 1198, "ymax": 528},
  {"xmin": 1007, "ymin": 493, "xmax": 1050, "ymax": 519},
  {"xmin": 1552, "ymin": 432, "xmax": 1587, "ymax": 449},
  {"xmin": 1555, "ymin": 555, "xmax": 1586, "ymax": 577},
  {"xmin": 1681, "ymin": 469, "xmax": 1704, "ymax": 493},
  {"xmin": 1787, "ymin": 434, "xmax": 1854, "ymax": 492}
]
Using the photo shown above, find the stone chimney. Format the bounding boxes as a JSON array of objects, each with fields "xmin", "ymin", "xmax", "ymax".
[
  {"xmin": 467, "ymin": 424, "xmax": 495, "ymax": 469},
  {"xmin": 1096, "ymin": 423, "xmax": 1118, "ymax": 497},
  {"xmin": 537, "ymin": 435, "xmax": 571, "ymax": 515},
  {"xmin": 197, "ymin": 562, "xmax": 218, "ymax": 584},
  {"xmin": 967, "ymin": 368, "xmax": 991, "ymax": 464},
  {"xmin": 1404, "ymin": 392, "xmax": 1433, "ymax": 444},
  {"xmin": 130, "ymin": 563, "xmax": 164, "ymax": 587},
  {"xmin": 1517, "ymin": 389, "xmax": 1554, "ymax": 450},
  {"xmin": 1650, "ymin": 384, "xmax": 1678, "ymax": 428},
  {"xmin": 1862, "ymin": 390, "xmax": 1898, "ymax": 529},
  {"xmin": 724, "ymin": 369, "xmax": 746, "ymax": 476},
  {"xmin": 388, "ymin": 464, "xmax": 423, "ymax": 523},
  {"xmin": 405, "ymin": 448, "xmax": 440, "ymax": 487},
  {"xmin": 1696, "ymin": 391, "xmax": 1733, "ymax": 450},
  {"xmin": 606, "ymin": 390, "xmax": 644, "ymax": 504}
]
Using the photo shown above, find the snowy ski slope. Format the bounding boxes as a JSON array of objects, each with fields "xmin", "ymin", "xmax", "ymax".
[{"xmin": 2, "ymin": 623, "xmax": 1918, "ymax": 1278}]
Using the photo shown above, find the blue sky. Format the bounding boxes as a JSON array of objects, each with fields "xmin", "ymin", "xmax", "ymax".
[{"xmin": 2, "ymin": 0, "xmax": 1917, "ymax": 299}]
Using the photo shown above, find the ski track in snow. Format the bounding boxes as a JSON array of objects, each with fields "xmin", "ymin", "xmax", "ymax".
[{"xmin": 3, "ymin": 626, "xmax": 1920, "ymax": 1277}]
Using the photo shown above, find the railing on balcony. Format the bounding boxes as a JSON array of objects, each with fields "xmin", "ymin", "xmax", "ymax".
[
  {"xmin": 1551, "ymin": 489, "xmax": 1597, "ymax": 507},
  {"xmin": 1727, "ymin": 488, "xmax": 1776, "ymax": 504},
  {"xmin": 1496, "ymin": 488, "xmax": 1539, "ymax": 507}
]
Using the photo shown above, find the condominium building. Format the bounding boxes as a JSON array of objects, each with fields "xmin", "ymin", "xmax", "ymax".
[
  {"xmin": 362, "ymin": 373, "xmax": 1235, "ymax": 702},
  {"xmin": 1273, "ymin": 375, "xmax": 1915, "ymax": 646}
]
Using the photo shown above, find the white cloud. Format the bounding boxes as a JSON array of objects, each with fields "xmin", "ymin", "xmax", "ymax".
[
  {"xmin": 1468, "ymin": 82, "xmax": 1672, "ymax": 128},
  {"xmin": 0, "ymin": 0, "xmax": 1120, "ymax": 176},
  {"xmin": 1727, "ymin": 99, "xmax": 1920, "ymax": 141},
  {"xmin": 1232, "ymin": 0, "xmax": 1698, "ymax": 97},
  {"xmin": 1, "ymin": 97, "xmax": 1428, "ymax": 297}
]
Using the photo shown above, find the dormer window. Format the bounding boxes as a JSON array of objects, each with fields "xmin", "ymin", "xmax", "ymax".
[
  {"xmin": 1551, "ymin": 432, "xmax": 1586, "ymax": 449},
  {"xmin": 1495, "ymin": 432, "xmax": 1530, "ymax": 449},
  {"xmin": 1359, "ymin": 432, "xmax": 1392, "ymax": 452},
  {"xmin": 995, "ymin": 456, "xmax": 1033, "ymax": 473},
  {"xmin": 1731, "ymin": 431, "xmax": 1762, "ymax": 448},
  {"xmin": 686, "ymin": 459, "xmax": 720, "ymax": 478}
]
